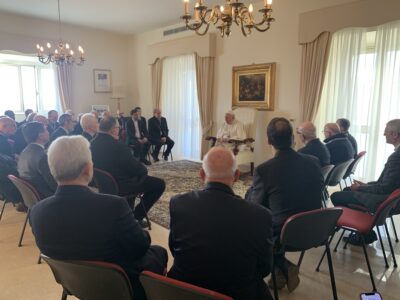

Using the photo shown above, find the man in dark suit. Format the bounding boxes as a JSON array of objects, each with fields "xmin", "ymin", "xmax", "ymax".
[
  {"xmin": 18, "ymin": 108, "xmax": 33, "ymax": 127},
  {"xmin": 50, "ymin": 113, "xmax": 74, "ymax": 142},
  {"xmin": 0, "ymin": 116, "xmax": 17, "ymax": 158},
  {"xmin": 169, "ymin": 147, "xmax": 273, "ymax": 300},
  {"xmin": 332, "ymin": 119, "xmax": 400, "ymax": 245},
  {"xmin": 29, "ymin": 136, "xmax": 167, "ymax": 300},
  {"xmin": 91, "ymin": 117, "xmax": 165, "ymax": 228},
  {"xmin": 127, "ymin": 108, "xmax": 151, "ymax": 165},
  {"xmin": 47, "ymin": 110, "xmax": 59, "ymax": 135},
  {"xmin": 337, "ymin": 118, "xmax": 358, "ymax": 157},
  {"xmin": 297, "ymin": 121, "xmax": 330, "ymax": 166},
  {"xmin": 18, "ymin": 122, "xmax": 57, "ymax": 199},
  {"xmin": 148, "ymin": 108, "xmax": 174, "ymax": 162},
  {"xmin": 13, "ymin": 115, "xmax": 49, "ymax": 155},
  {"xmin": 80, "ymin": 113, "xmax": 99, "ymax": 142},
  {"xmin": 246, "ymin": 117, "xmax": 323, "ymax": 293},
  {"xmin": 323, "ymin": 123, "xmax": 355, "ymax": 165}
]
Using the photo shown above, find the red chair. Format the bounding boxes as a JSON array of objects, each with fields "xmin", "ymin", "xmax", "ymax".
[
  {"xmin": 42, "ymin": 255, "xmax": 133, "ymax": 300},
  {"xmin": 316, "ymin": 189, "xmax": 400, "ymax": 292},
  {"xmin": 93, "ymin": 168, "xmax": 151, "ymax": 230},
  {"xmin": 139, "ymin": 271, "xmax": 233, "ymax": 300},
  {"xmin": 271, "ymin": 208, "xmax": 342, "ymax": 300},
  {"xmin": 342, "ymin": 151, "xmax": 367, "ymax": 187}
]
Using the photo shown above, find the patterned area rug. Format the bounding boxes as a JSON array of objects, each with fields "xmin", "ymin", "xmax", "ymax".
[{"xmin": 147, "ymin": 160, "xmax": 253, "ymax": 229}]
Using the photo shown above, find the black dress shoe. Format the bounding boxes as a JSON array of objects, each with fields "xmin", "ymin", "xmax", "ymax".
[
  {"xmin": 151, "ymin": 154, "xmax": 159, "ymax": 162},
  {"xmin": 163, "ymin": 155, "xmax": 168, "ymax": 161},
  {"xmin": 140, "ymin": 159, "xmax": 151, "ymax": 166},
  {"xmin": 138, "ymin": 219, "xmax": 149, "ymax": 228}
]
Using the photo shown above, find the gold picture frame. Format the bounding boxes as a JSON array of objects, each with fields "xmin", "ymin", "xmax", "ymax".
[
  {"xmin": 93, "ymin": 69, "xmax": 112, "ymax": 93},
  {"xmin": 232, "ymin": 63, "xmax": 276, "ymax": 110}
]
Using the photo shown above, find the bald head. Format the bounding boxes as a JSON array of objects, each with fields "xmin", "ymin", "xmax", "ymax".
[
  {"xmin": 153, "ymin": 108, "xmax": 161, "ymax": 119},
  {"xmin": 0, "ymin": 117, "xmax": 17, "ymax": 136},
  {"xmin": 80, "ymin": 113, "xmax": 99, "ymax": 135},
  {"xmin": 201, "ymin": 147, "xmax": 238, "ymax": 186},
  {"xmin": 324, "ymin": 123, "xmax": 341, "ymax": 139},
  {"xmin": 297, "ymin": 122, "xmax": 317, "ymax": 144},
  {"xmin": 33, "ymin": 115, "xmax": 49, "ymax": 126}
]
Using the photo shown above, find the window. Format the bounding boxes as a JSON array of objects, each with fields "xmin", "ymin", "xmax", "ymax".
[
  {"xmin": 316, "ymin": 21, "xmax": 400, "ymax": 181},
  {"xmin": 160, "ymin": 54, "xmax": 201, "ymax": 161},
  {"xmin": 0, "ymin": 53, "xmax": 61, "ymax": 115}
]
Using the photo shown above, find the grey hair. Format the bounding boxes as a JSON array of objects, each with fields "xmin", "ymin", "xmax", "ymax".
[
  {"xmin": 80, "ymin": 113, "xmax": 98, "ymax": 131},
  {"xmin": 387, "ymin": 119, "xmax": 400, "ymax": 133},
  {"xmin": 48, "ymin": 136, "xmax": 92, "ymax": 182},
  {"xmin": 202, "ymin": 147, "xmax": 237, "ymax": 179}
]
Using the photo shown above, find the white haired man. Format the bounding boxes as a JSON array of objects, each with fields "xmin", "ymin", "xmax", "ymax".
[
  {"xmin": 80, "ymin": 113, "xmax": 99, "ymax": 142},
  {"xmin": 168, "ymin": 147, "xmax": 273, "ymax": 300},
  {"xmin": 29, "ymin": 136, "xmax": 168, "ymax": 300},
  {"xmin": 323, "ymin": 122, "xmax": 354, "ymax": 165},
  {"xmin": 216, "ymin": 111, "xmax": 246, "ymax": 148}
]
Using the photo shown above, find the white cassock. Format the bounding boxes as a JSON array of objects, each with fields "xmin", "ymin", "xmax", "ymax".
[{"xmin": 216, "ymin": 119, "xmax": 246, "ymax": 149}]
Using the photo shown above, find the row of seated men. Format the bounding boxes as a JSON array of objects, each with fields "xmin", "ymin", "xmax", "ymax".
[
  {"xmin": 218, "ymin": 110, "xmax": 357, "ymax": 166},
  {"xmin": 3, "ymin": 113, "xmax": 400, "ymax": 299}
]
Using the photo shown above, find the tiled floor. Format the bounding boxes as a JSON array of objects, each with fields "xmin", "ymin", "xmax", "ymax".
[{"xmin": 0, "ymin": 200, "xmax": 399, "ymax": 300}]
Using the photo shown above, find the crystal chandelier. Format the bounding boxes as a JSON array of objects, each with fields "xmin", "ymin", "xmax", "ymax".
[
  {"xmin": 36, "ymin": 0, "xmax": 85, "ymax": 65},
  {"xmin": 181, "ymin": 0, "xmax": 274, "ymax": 37}
]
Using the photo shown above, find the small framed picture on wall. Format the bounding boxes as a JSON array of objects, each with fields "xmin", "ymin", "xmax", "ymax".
[{"xmin": 93, "ymin": 69, "xmax": 112, "ymax": 93}]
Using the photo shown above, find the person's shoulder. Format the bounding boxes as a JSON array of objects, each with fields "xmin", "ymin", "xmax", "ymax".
[
  {"xmin": 30, "ymin": 195, "xmax": 56, "ymax": 215},
  {"xmin": 298, "ymin": 151, "xmax": 320, "ymax": 165}
]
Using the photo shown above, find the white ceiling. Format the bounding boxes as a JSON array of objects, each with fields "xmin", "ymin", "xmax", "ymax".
[{"xmin": 0, "ymin": 0, "xmax": 254, "ymax": 35}]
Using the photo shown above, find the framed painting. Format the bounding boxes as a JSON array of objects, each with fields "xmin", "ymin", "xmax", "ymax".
[
  {"xmin": 91, "ymin": 105, "xmax": 110, "ymax": 117},
  {"xmin": 232, "ymin": 63, "xmax": 276, "ymax": 110},
  {"xmin": 93, "ymin": 69, "xmax": 112, "ymax": 93}
]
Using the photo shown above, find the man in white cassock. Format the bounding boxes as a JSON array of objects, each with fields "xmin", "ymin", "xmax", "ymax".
[{"xmin": 216, "ymin": 111, "xmax": 246, "ymax": 149}]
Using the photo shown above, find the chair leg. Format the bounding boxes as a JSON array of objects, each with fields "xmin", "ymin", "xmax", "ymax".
[
  {"xmin": 0, "ymin": 199, "xmax": 6, "ymax": 222},
  {"xmin": 37, "ymin": 253, "xmax": 42, "ymax": 264},
  {"xmin": 325, "ymin": 243, "xmax": 338, "ymax": 300},
  {"xmin": 343, "ymin": 232, "xmax": 353, "ymax": 250},
  {"xmin": 361, "ymin": 235, "xmax": 377, "ymax": 291},
  {"xmin": 297, "ymin": 251, "xmax": 305, "ymax": 268},
  {"xmin": 376, "ymin": 226, "xmax": 389, "ymax": 268},
  {"xmin": 316, "ymin": 231, "xmax": 336, "ymax": 272},
  {"xmin": 334, "ymin": 229, "xmax": 346, "ymax": 252},
  {"xmin": 271, "ymin": 260, "xmax": 279, "ymax": 300},
  {"xmin": 339, "ymin": 181, "xmax": 343, "ymax": 191},
  {"xmin": 390, "ymin": 216, "xmax": 399, "ymax": 243},
  {"xmin": 250, "ymin": 162, "xmax": 254, "ymax": 176},
  {"xmin": 61, "ymin": 289, "xmax": 68, "ymax": 300},
  {"xmin": 18, "ymin": 211, "xmax": 29, "ymax": 247},
  {"xmin": 384, "ymin": 223, "xmax": 397, "ymax": 268},
  {"xmin": 139, "ymin": 197, "xmax": 151, "ymax": 231}
]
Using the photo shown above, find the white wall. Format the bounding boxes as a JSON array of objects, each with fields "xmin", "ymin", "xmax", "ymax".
[
  {"xmin": 128, "ymin": 0, "xmax": 356, "ymax": 165},
  {"xmin": 0, "ymin": 11, "xmax": 131, "ymax": 116}
]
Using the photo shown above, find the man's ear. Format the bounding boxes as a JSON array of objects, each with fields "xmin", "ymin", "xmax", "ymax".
[
  {"xmin": 81, "ymin": 163, "xmax": 92, "ymax": 178},
  {"xmin": 233, "ymin": 169, "xmax": 240, "ymax": 182},
  {"xmin": 199, "ymin": 168, "xmax": 206, "ymax": 182}
]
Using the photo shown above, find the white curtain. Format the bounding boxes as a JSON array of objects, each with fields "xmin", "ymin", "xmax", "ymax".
[
  {"xmin": 316, "ymin": 20, "xmax": 400, "ymax": 181},
  {"xmin": 160, "ymin": 54, "xmax": 201, "ymax": 161}
]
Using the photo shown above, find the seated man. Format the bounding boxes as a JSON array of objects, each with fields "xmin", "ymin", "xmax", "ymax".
[
  {"xmin": 18, "ymin": 122, "xmax": 57, "ymax": 199},
  {"xmin": 18, "ymin": 108, "xmax": 33, "ymax": 127},
  {"xmin": 50, "ymin": 113, "xmax": 74, "ymax": 142},
  {"xmin": 127, "ymin": 108, "xmax": 151, "ymax": 165},
  {"xmin": 168, "ymin": 147, "xmax": 273, "ymax": 300},
  {"xmin": 29, "ymin": 136, "xmax": 167, "ymax": 300},
  {"xmin": 4, "ymin": 110, "xmax": 15, "ymax": 120},
  {"xmin": 80, "ymin": 113, "xmax": 99, "ymax": 142},
  {"xmin": 47, "ymin": 110, "xmax": 59, "ymax": 135},
  {"xmin": 148, "ymin": 108, "xmax": 174, "ymax": 162},
  {"xmin": 297, "ymin": 121, "xmax": 331, "ymax": 166},
  {"xmin": 246, "ymin": 117, "xmax": 323, "ymax": 292},
  {"xmin": 0, "ymin": 116, "xmax": 17, "ymax": 159},
  {"xmin": 323, "ymin": 123, "xmax": 355, "ymax": 165},
  {"xmin": 91, "ymin": 117, "xmax": 165, "ymax": 228},
  {"xmin": 337, "ymin": 118, "xmax": 358, "ymax": 157},
  {"xmin": 331, "ymin": 119, "xmax": 400, "ymax": 245},
  {"xmin": 216, "ymin": 111, "xmax": 246, "ymax": 147}
]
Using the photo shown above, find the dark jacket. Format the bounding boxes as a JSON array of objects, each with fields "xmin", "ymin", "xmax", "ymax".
[
  {"xmin": 50, "ymin": 126, "xmax": 68, "ymax": 142},
  {"xmin": 12, "ymin": 125, "xmax": 28, "ymax": 155},
  {"xmin": 29, "ymin": 185, "xmax": 151, "ymax": 281},
  {"xmin": 90, "ymin": 133, "xmax": 147, "ymax": 194},
  {"xmin": 126, "ymin": 118, "xmax": 148, "ymax": 145},
  {"xmin": 169, "ymin": 182, "xmax": 273, "ymax": 300},
  {"xmin": 81, "ymin": 131, "xmax": 95, "ymax": 142},
  {"xmin": 0, "ymin": 134, "xmax": 13, "ymax": 158},
  {"xmin": 246, "ymin": 148, "xmax": 323, "ymax": 235},
  {"xmin": 148, "ymin": 117, "xmax": 169, "ymax": 141},
  {"xmin": 298, "ymin": 138, "xmax": 331, "ymax": 166},
  {"xmin": 47, "ymin": 121, "xmax": 59, "ymax": 136},
  {"xmin": 17, "ymin": 143, "xmax": 57, "ymax": 199},
  {"xmin": 324, "ymin": 133, "xmax": 355, "ymax": 165},
  {"xmin": 0, "ymin": 153, "xmax": 22, "ymax": 204},
  {"xmin": 344, "ymin": 132, "xmax": 358, "ymax": 158},
  {"xmin": 355, "ymin": 147, "xmax": 400, "ymax": 211}
]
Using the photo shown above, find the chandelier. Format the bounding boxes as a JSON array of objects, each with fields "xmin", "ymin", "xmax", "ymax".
[
  {"xmin": 181, "ymin": 0, "xmax": 274, "ymax": 37},
  {"xmin": 36, "ymin": 0, "xmax": 85, "ymax": 66}
]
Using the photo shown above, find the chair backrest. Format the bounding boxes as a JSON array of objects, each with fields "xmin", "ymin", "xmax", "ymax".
[
  {"xmin": 232, "ymin": 108, "xmax": 256, "ymax": 139},
  {"xmin": 321, "ymin": 164, "xmax": 335, "ymax": 184},
  {"xmin": 7, "ymin": 175, "xmax": 40, "ymax": 208},
  {"xmin": 374, "ymin": 189, "xmax": 400, "ymax": 226},
  {"xmin": 139, "ymin": 271, "xmax": 233, "ymax": 300},
  {"xmin": 93, "ymin": 168, "xmax": 119, "ymax": 195},
  {"xmin": 42, "ymin": 255, "xmax": 133, "ymax": 300},
  {"xmin": 280, "ymin": 208, "xmax": 343, "ymax": 250},
  {"xmin": 343, "ymin": 151, "xmax": 366, "ymax": 179},
  {"xmin": 327, "ymin": 159, "xmax": 354, "ymax": 186}
]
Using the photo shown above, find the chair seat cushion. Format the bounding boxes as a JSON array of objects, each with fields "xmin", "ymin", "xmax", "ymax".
[{"xmin": 336, "ymin": 206, "xmax": 374, "ymax": 234}]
